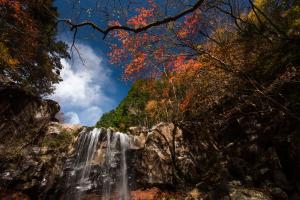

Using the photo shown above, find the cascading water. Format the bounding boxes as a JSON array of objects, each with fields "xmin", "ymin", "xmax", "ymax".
[
  {"xmin": 103, "ymin": 129, "xmax": 113, "ymax": 199},
  {"xmin": 63, "ymin": 128, "xmax": 102, "ymax": 200},
  {"xmin": 119, "ymin": 133, "xmax": 129, "ymax": 200},
  {"xmin": 102, "ymin": 131, "xmax": 130, "ymax": 200},
  {"xmin": 60, "ymin": 128, "xmax": 130, "ymax": 200}
]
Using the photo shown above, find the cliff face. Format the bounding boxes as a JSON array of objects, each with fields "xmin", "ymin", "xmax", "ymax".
[
  {"xmin": 129, "ymin": 119, "xmax": 299, "ymax": 200},
  {"xmin": 0, "ymin": 86, "xmax": 82, "ymax": 199},
  {"xmin": 51, "ymin": 123, "xmax": 272, "ymax": 200},
  {"xmin": 0, "ymin": 86, "xmax": 59, "ymax": 142}
]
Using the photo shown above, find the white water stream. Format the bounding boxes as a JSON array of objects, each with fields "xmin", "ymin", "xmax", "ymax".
[{"xmin": 63, "ymin": 128, "xmax": 129, "ymax": 200}]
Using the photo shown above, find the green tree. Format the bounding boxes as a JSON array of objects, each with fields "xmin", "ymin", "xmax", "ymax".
[{"xmin": 96, "ymin": 79, "xmax": 151, "ymax": 131}]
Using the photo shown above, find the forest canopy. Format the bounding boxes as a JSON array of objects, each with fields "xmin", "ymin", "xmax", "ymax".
[{"xmin": 94, "ymin": 0, "xmax": 300, "ymax": 130}]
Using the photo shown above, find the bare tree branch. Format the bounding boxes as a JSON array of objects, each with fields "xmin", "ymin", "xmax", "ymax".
[{"xmin": 58, "ymin": 0, "xmax": 205, "ymax": 39}]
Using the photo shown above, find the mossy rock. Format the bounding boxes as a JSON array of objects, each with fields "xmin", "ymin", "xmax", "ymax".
[{"xmin": 41, "ymin": 130, "xmax": 76, "ymax": 152}]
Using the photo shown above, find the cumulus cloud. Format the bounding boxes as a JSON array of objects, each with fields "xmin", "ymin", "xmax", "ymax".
[{"xmin": 51, "ymin": 42, "xmax": 115, "ymax": 126}]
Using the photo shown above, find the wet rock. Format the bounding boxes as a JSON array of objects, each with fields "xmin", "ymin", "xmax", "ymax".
[
  {"xmin": 270, "ymin": 187, "xmax": 288, "ymax": 200},
  {"xmin": 228, "ymin": 186, "xmax": 271, "ymax": 200},
  {"xmin": 209, "ymin": 185, "xmax": 271, "ymax": 200},
  {"xmin": 92, "ymin": 148, "xmax": 105, "ymax": 165},
  {"xmin": 273, "ymin": 170, "xmax": 293, "ymax": 191},
  {"xmin": 129, "ymin": 123, "xmax": 198, "ymax": 185}
]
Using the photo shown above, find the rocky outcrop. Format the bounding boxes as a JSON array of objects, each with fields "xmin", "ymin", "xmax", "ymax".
[
  {"xmin": 0, "ymin": 122, "xmax": 82, "ymax": 199},
  {"xmin": 0, "ymin": 86, "xmax": 60, "ymax": 156},
  {"xmin": 128, "ymin": 123, "xmax": 199, "ymax": 187},
  {"xmin": 50, "ymin": 122, "xmax": 275, "ymax": 199},
  {"xmin": 0, "ymin": 86, "xmax": 82, "ymax": 199},
  {"xmin": 127, "ymin": 124, "xmax": 275, "ymax": 199},
  {"xmin": 128, "ymin": 120, "xmax": 296, "ymax": 199}
]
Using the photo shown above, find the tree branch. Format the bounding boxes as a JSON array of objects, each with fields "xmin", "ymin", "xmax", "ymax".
[
  {"xmin": 58, "ymin": 0, "xmax": 205, "ymax": 39},
  {"xmin": 248, "ymin": 0, "xmax": 286, "ymax": 37}
]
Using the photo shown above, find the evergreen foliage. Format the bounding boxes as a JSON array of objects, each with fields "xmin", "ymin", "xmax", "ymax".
[{"xmin": 96, "ymin": 79, "xmax": 150, "ymax": 131}]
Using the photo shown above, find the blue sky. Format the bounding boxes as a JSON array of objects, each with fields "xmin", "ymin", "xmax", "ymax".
[{"xmin": 50, "ymin": 0, "xmax": 131, "ymax": 126}]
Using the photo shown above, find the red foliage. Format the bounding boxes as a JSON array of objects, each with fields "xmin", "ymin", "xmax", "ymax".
[
  {"xmin": 177, "ymin": 10, "xmax": 201, "ymax": 39},
  {"xmin": 124, "ymin": 52, "xmax": 147, "ymax": 77},
  {"xmin": 127, "ymin": 7, "xmax": 156, "ymax": 28},
  {"xmin": 108, "ymin": 2, "xmax": 202, "ymax": 80}
]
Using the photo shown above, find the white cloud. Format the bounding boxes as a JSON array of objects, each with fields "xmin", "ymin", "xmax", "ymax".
[
  {"xmin": 65, "ymin": 112, "xmax": 80, "ymax": 124},
  {"xmin": 50, "ymin": 42, "xmax": 115, "ymax": 126},
  {"xmin": 79, "ymin": 106, "xmax": 103, "ymax": 126}
]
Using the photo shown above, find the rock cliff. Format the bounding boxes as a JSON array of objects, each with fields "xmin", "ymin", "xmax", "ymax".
[{"xmin": 0, "ymin": 86, "xmax": 82, "ymax": 199}]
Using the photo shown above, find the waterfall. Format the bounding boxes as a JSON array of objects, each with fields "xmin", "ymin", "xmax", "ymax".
[
  {"xmin": 103, "ymin": 129, "xmax": 112, "ymax": 199},
  {"xmin": 61, "ymin": 128, "xmax": 130, "ymax": 200},
  {"xmin": 119, "ymin": 133, "xmax": 129, "ymax": 200},
  {"xmin": 103, "ymin": 131, "xmax": 129, "ymax": 200},
  {"xmin": 64, "ymin": 128, "xmax": 102, "ymax": 200}
]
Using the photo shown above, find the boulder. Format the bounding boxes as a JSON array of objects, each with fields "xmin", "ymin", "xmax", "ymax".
[
  {"xmin": 227, "ymin": 186, "xmax": 271, "ymax": 200},
  {"xmin": 208, "ymin": 185, "xmax": 271, "ymax": 200},
  {"xmin": 129, "ymin": 123, "xmax": 198, "ymax": 186}
]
